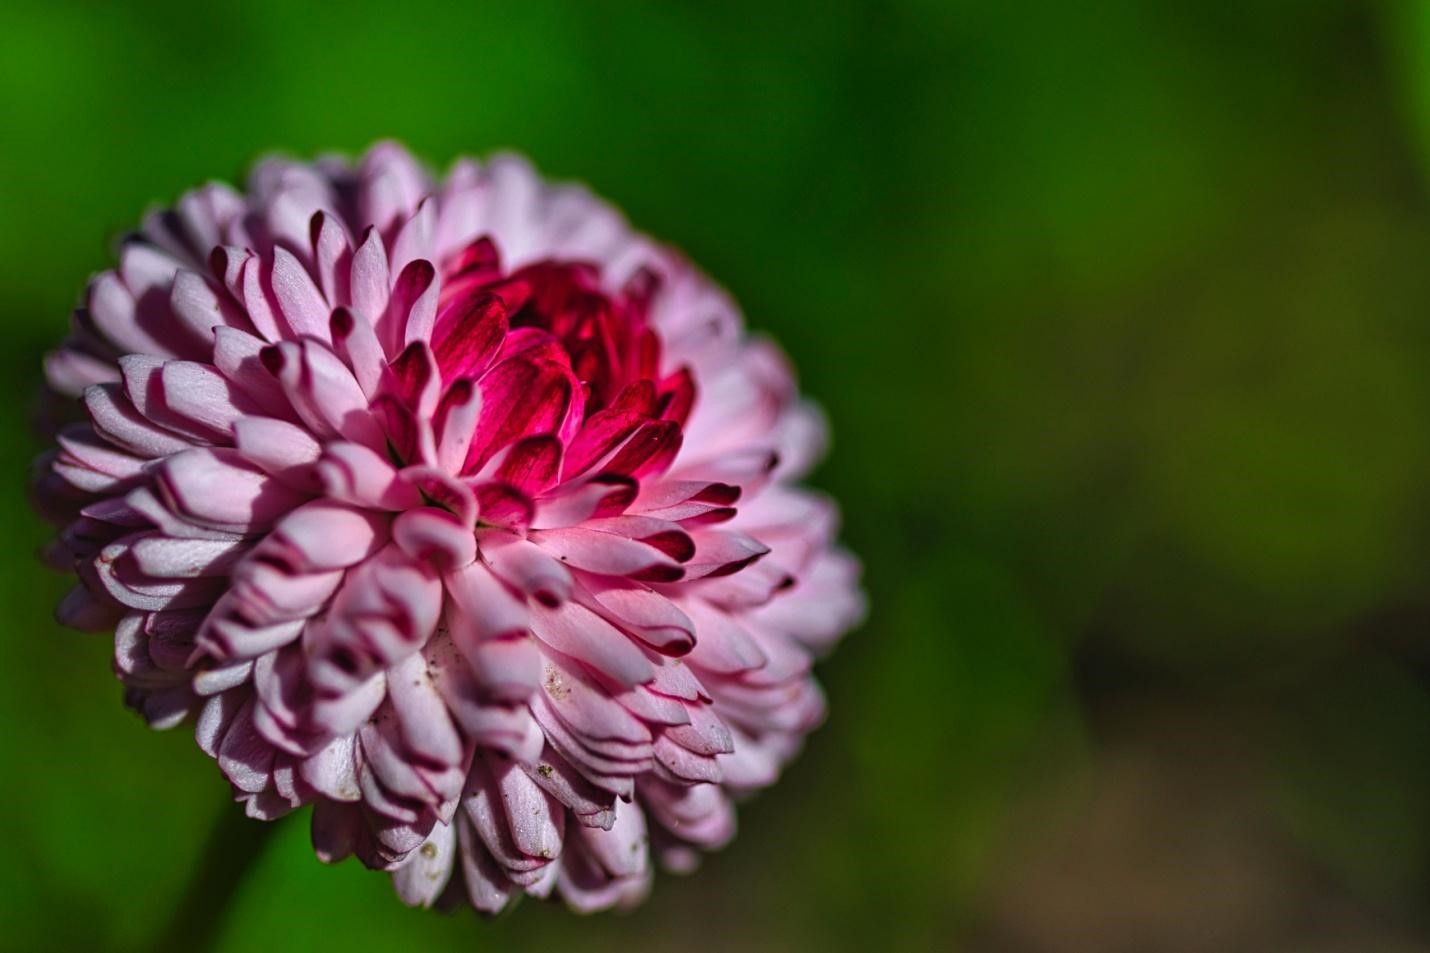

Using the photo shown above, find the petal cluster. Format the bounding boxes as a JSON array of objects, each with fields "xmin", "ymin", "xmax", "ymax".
[{"xmin": 35, "ymin": 143, "xmax": 864, "ymax": 913}]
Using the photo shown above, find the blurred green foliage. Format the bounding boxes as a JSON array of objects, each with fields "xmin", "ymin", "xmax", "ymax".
[{"xmin": 6, "ymin": 1, "xmax": 1430, "ymax": 950}]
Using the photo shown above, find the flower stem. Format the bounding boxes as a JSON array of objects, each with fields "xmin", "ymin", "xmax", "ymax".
[{"xmin": 153, "ymin": 804, "xmax": 285, "ymax": 953}]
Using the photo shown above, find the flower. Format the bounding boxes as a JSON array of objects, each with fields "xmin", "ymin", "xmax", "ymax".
[{"xmin": 34, "ymin": 142, "xmax": 865, "ymax": 913}]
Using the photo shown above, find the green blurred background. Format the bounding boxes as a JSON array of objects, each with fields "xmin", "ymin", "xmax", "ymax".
[{"xmin": 7, "ymin": 1, "xmax": 1430, "ymax": 949}]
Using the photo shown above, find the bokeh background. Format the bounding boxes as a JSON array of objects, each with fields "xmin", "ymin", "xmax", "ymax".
[{"xmin": 6, "ymin": 1, "xmax": 1430, "ymax": 950}]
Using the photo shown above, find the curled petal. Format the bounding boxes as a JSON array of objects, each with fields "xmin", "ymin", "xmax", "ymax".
[
  {"xmin": 393, "ymin": 508, "xmax": 476, "ymax": 570},
  {"xmin": 580, "ymin": 580, "xmax": 694, "ymax": 655},
  {"xmin": 349, "ymin": 227, "xmax": 391, "ymax": 327},
  {"xmin": 260, "ymin": 500, "xmax": 390, "ymax": 572},
  {"xmin": 308, "ymin": 544, "xmax": 442, "ymax": 689},
  {"xmin": 392, "ymin": 818, "xmax": 456, "ymax": 908},
  {"xmin": 527, "ymin": 600, "xmax": 654, "ymax": 688},
  {"xmin": 233, "ymin": 416, "xmax": 323, "ymax": 489},
  {"xmin": 480, "ymin": 533, "xmax": 572, "ymax": 606},
  {"xmin": 156, "ymin": 448, "xmax": 309, "ymax": 534},
  {"xmin": 271, "ymin": 246, "xmax": 331, "ymax": 342}
]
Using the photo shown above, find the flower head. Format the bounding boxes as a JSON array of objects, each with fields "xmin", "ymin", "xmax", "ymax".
[{"xmin": 35, "ymin": 142, "xmax": 864, "ymax": 913}]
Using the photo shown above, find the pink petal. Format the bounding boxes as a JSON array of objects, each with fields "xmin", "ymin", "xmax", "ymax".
[
  {"xmin": 680, "ymin": 599, "xmax": 767, "ymax": 675},
  {"xmin": 445, "ymin": 560, "xmax": 528, "ymax": 641},
  {"xmin": 212, "ymin": 326, "xmax": 298, "ymax": 420},
  {"xmin": 470, "ymin": 482, "xmax": 534, "ymax": 532},
  {"xmin": 270, "ymin": 246, "xmax": 331, "ymax": 341},
  {"xmin": 349, "ymin": 226, "xmax": 391, "ymax": 326},
  {"xmin": 433, "ymin": 379, "xmax": 482, "ymax": 474},
  {"xmin": 170, "ymin": 269, "xmax": 246, "ymax": 348},
  {"xmin": 539, "ymin": 651, "xmax": 651, "ymax": 745},
  {"xmin": 524, "ymin": 746, "xmax": 617, "ymax": 829},
  {"xmin": 682, "ymin": 528, "xmax": 770, "ymax": 579},
  {"xmin": 392, "ymin": 819, "xmax": 455, "ymax": 908},
  {"xmin": 198, "ymin": 606, "xmax": 305, "ymax": 661},
  {"xmin": 480, "ymin": 533, "xmax": 572, "ymax": 606},
  {"xmin": 84, "ymin": 383, "xmax": 192, "ymax": 459},
  {"xmin": 457, "ymin": 818, "xmax": 517, "ymax": 914},
  {"xmin": 393, "ymin": 507, "xmax": 476, "ymax": 570},
  {"xmin": 652, "ymin": 734, "xmax": 721, "ymax": 784},
  {"xmin": 45, "ymin": 347, "xmax": 119, "ymax": 398},
  {"xmin": 160, "ymin": 360, "xmax": 263, "ymax": 440},
  {"xmin": 527, "ymin": 600, "xmax": 654, "ymax": 688},
  {"xmin": 400, "ymin": 467, "xmax": 477, "ymax": 528},
  {"xmin": 300, "ymin": 734, "xmax": 361, "ymax": 802},
  {"xmin": 381, "ymin": 340, "xmax": 441, "ymax": 421},
  {"xmin": 317, "ymin": 442, "xmax": 421, "ymax": 510},
  {"xmin": 529, "ymin": 525, "xmax": 684, "ymax": 583},
  {"xmin": 157, "ymin": 448, "xmax": 309, "ymax": 534},
  {"xmin": 119, "ymin": 355, "xmax": 215, "ymax": 444},
  {"xmin": 390, "ymin": 198, "xmax": 436, "ymax": 279},
  {"xmin": 662, "ymin": 701, "xmax": 734, "ymax": 756},
  {"xmin": 196, "ymin": 690, "xmax": 244, "ymax": 757},
  {"xmin": 55, "ymin": 584, "xmax": 124, "ymax": 631},
  {"xmin": 531, "ymin": 476, "xmax": 638, "ymax": 529},
  {"xmin": 581, "ymin": 580, "xmax": 694, "ymax": 655},
  {"xmin": 84, "ymin": 270, "xmax": 166, "ymax": 357},
  {"xmin": 387, "ymin": 652, "xmax": 464, "ymax": 767},
  {"xmin": 232, "ymin": 416, "xmax": 323, "ymax": 489},
  {"xmin": 382, "ymin": 259, "xmax": 437, "ymax": 355},
  {"xmin": 576, "ymin": 798, "xmax": 649, "ymax": 880},
  {"xmin": 309, "ymin": 544, "xmax": 442, "ymax": 685},
  {"xmin": 218, "ymin": 697, "xmax": 276, "ymax": 794},
  {"xmin": 631, "ymin": 479, "xmax": 741, "ymax": 525},
  {"xmin": 359, "ymin": 142, "xmax": 430, "ymax": 235},
  {"xmin": 308, "ymin": 670, "xmax": 386, "ymax": 738},
  {"xmin": 129, "ymin": 534, "xmax": 245, "ymax": 578},
  {"xmin": 329, "ymin": 306, "xmax": 386, "ymax": 398},
  {"xmin": 310, "ymin": 210, "xmax": 352, "ymax": 305},
  {"xmin": 483, "ymin": 751, "xmax": 565, "ymax": 862},
  {"xmin": 427, "ymin": 631, "xmax": 542, "ymax": 756},
  {"xmin": 263, "ymin": 339, "xmax": 385, "ymax": 450},
  {"xmin": 263, "ymin": 500, "xmax": 390, "ymax": 571},
  {"xmin": 237, "ymin": 249, "xmax": 284, "ymax": 341}
]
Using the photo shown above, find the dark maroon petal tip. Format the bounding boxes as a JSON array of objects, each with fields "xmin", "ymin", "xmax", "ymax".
[
  {"xmin": 695, "ymin": 483, "xmax": 741, "ymax": 505},
  {"xmin": 643, "ymin": 530, "xmax": 695, "ymax": 563},
  {"xmin": 259, "ymin": 344, "xmax": 285, "ymax": 375},
  {"xmin": 705, "ymin": 551, "xmax": 767, "ymax": 578},
  {"xmin": 330, "ymin": 306, "xmax": 355, "ymax": 338},
  {"xmin": 632, "ymin": 564, "xmax": 685, "ymax": 584}
]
